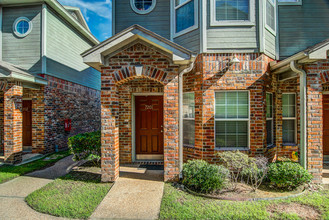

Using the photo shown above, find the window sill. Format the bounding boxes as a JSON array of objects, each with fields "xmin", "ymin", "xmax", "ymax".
[
  {"xmin": 265, "ymin": 25, "xmax": 276, "ymax": 36},
  {"xmin": 173, "ymin": 24, "xmax": 199, "ymax": 38},
  {"xmin": 183, "ymin": 144, "xmax": 195, "ymax": 149},
  {"xmin": 282, "ymin": 143, "xmax": 298, "ymax": 147},
  {"xmin": 267, "ymin": 144, "xmax": 276, "ymax": 149},
  {"xmin": 210, "ymin": 21, "xmax": 255, "ymax": 27},
  {"xmin": 215, "ymin": 147, "xmax": 250, "ymax": 151}
]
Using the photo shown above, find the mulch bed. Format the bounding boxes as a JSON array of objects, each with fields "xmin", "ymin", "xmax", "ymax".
[{"xmin": 180, "ymin": 183, "xmax": 306, "ymax": 201}]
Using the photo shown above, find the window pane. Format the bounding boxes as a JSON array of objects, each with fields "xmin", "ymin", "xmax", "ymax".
[
  {"xmin": 282, "ymin": 94, "xmax": 296, "ymax": 118},
  {"xmin": 215, "ymin": 0, "xmax": 249, "ymax": 21},
  {"xmin": 266, "ymin": 93, "xmax": 273, "ymax": 118},
  {"xmin": 176, "ymin": 0, "xmax": 189, "ymax": 6},
  {"xmin": 183, "ymin": 93, "xmax": 195, "ymax": 118},
  {"xmin": 183, "ymin": 120, "xmax": 195, "ymax": 145},
  {"xmin": 215, "ymin": 91, "xmax": 249, "ymax": 119},
  {"xmin": 283, "ymin": 120, "xmax": 295, "ymax": 143},
  {"xmin": 176, "ymin": 0, "xmax": 195, "ymax": 33},
  {"xmin": 266, "ymin": 0, "xmax": 275, "ymax": 31},
  {"xmin": 215, "ymin": 121, "xmax": 248, "ymax": 148},
  {"xmin": 135, "ymin": 0, "xmax": 153, "ymax": 11},
  {"xmin": 266, "ymin": 120, "xmax": 273, "ymax": 145}
]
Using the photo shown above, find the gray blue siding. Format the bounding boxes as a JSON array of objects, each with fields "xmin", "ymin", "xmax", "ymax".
[
  {"xmin": 264, "ymin": 29, "xmax": 276, "ymax": 58},
  {"xmin": 279, "ymin": 0, "xmax": 329, "ymax": 59},
  {"xmin": 174, "ymin": 28, "xmax": 200, "ymax": 53},
  {"xmin": 114, "ymin": 0, "xmax": 170, "ymax": 39},
  {"xmin": 2, "ymin": 6, "xmax": 42, "ymax": 73},
  {"xmin": 206, "ymin": 0, "xmax": 259, "ymax": 52},
  {"xmin": 46, "ymin": 8, "xmax": 100, "ymax": 90}
]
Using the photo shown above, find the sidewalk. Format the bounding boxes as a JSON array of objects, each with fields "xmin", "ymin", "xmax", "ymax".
[
  {"xmin": 91, "ymin": 166, "xmax": 164, "ymax": 220},
  {"xmin": 0, "ymin": 155, "xmax": 79, "ymax": 220}
]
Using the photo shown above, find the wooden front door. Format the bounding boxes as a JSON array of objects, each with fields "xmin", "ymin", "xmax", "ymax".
[
  {"xmin": 135, "ymin": 96, "xmax": 164, "ymax": 155},
  {"xmin": 324, "ymin": 94, "xmax": 329, "ymax": 155},
  {"xmin": 23, "ymin": 100, "xmax": 32, "ymax": 150}
]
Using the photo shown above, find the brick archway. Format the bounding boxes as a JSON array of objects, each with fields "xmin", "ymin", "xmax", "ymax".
[{"xmin": 113, "ymin": 66, "xmax": 167, "ymax": 86}]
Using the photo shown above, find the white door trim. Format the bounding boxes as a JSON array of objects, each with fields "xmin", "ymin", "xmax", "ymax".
[{"xmin": 131, "ymin": 93, "xmax": 164, "ymax": 162}]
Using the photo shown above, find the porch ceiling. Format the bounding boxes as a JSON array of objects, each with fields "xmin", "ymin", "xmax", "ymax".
[
  {"xmin": 82, "ymin": 25, "xmax": 196, "ymax": 71},
  {"xmin": 0, "ymin": 61, "xmax": 48, "ymax": 86},
  {"xmin": 271, "ymin": 38, "xmax": 329, "ymax": 81}
]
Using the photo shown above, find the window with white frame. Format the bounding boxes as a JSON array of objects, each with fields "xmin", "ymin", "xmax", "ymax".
[
  {"xmin": 130, "ymin": 0, "xmax": 156, "ymax": 14},
  {"xmin": 266, "ymin": 93, "xmax": 274, "ymax": 146},
  {"xmin": 183, "ymin": 93, "xmax": 195, "ymax": 146},
  {"xmin": 13, "ymin": 17, "xmax": 33, "ymax": 38},
  {"xmin": 278, "ymin": 0, "xmax": 302, "ymax": 5},
  {"xmin": 282, "ymin": 93, "xmax": 296, "ymax": 144},
  {"xmin": 210, "ymin": 0, "xmax": 255, "ymax": 26},
  {"xmin": 215, "ymin": 91, "xmax": 249, "ymax": 148},
  {"xmin": 174, "ymin": 0, "xmax": 198, "ymax": 37},
  {"xmin": 266, "ymin": 0, "xmax": 276, "ymax": 34}
]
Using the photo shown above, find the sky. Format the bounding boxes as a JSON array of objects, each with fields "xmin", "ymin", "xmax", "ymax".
[{"xmin": 58, "ymin": 0, "xmax": 112, "ymax": 42}]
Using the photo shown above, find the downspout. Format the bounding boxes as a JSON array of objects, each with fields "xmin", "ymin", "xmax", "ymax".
[
  {"xmin": 179, "ymin": 61, "xmax": 195, "ymax": 179},
  {"xmin": 290, "ymin": 61, "xmax": 307, "ymax": 169}
]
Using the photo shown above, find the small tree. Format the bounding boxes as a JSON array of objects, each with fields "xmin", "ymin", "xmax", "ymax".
[
  {"xmin": 217, "ymin": 151, "xmax": 250, "ymax": 190},
  {"xmin": 244, "ymin": 156, "xmax": 269, "ymax": 191}
]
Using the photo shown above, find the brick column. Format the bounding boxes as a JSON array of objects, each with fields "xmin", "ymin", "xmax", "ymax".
[
  {"xmin": 0, "ymin": 91, "xmax": 4, "ymax": 155},
  {"xmin": 4, "ymin": 82, "xmax": 23, "ymax": 164},
  {"xmin": 101, "ymin": 70, "xmax": 120, "ymax": 182},
  {"xmin": 164, "ymin": 75, "xmax": 180, "ymax": 182},
  {"xmin": 306, "ymin": 73, "xmax": 323, "ymax": 183},
  {"xmin": 31, "ymin": 87, "xmax": 45, "ymax": 154}
]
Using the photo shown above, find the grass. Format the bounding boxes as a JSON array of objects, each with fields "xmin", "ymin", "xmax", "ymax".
[
  {"xmin": 25, "ymin": 162, "xmax": 112, "ymax": 219},
  {"xmin": 0, "ymin": 151, "xmax": 70, "ymax": 184},
  {"xmin": 160, "ymin": 184, "xmax": 329, "ymax": 220}
]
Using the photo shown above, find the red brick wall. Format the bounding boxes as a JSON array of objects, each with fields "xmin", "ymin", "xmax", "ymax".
[
  {"xmin": 304, "ymin": 59, "xmax": 327, "ymax": 183},
  {"xmin": 3, "ymin": 82, "xmax": 23, "ymax": 163},
  {"xmin": 42, "ymin": 75, "xmax": 101, "ymax": 153},
  {"xmin": 0, "ymin": 91, "xmax": 3, "ymax": 155}
]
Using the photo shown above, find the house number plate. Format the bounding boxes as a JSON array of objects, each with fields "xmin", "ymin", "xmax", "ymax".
[{"xmin": 145, "ymin": 105, "xmax": 153, "ymax": 110}]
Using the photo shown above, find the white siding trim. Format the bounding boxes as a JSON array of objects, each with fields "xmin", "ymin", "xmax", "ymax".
[
  {"xmin": 259, "ymin": 0, "xmax": 265, "ymax": 53},
  {"xmin": 200, "ymin": 0, "xmax": 207, "ymax": 53},
  {"xmin": 42, "ymin": 4, "xmax": 47, "ymax": 74},
  {"xmin": 210, "ymin": 0, "xmax": 256, "ymax": 27},
  {"xmin": 0, "ymin": 7, "xmax": 2, "ymax": 61}
]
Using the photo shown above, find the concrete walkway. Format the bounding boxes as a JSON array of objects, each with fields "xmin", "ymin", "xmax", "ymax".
[
  {"xmin": 0, "ymin": 155, "xmax": 79, "ymax": 220},
  {"xmin": 91, "ymin": 166, "xmax": 164, "ymax": 220}
]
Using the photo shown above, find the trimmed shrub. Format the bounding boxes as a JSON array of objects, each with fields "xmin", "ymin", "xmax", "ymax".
[
  {"xmin": 266, "ymin": 161, "xmax": 313, "ymax": 190},
  {"xmin": 182, "ymin": 160, "xmax": 229, "ymax": 193},
  {"xmin": 68, "ymin": 131, "xmax": 101, "ymax": 163}
]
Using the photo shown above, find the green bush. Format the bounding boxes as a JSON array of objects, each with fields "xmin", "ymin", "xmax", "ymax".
[
  {"xmin": 182, "ymin": 160, "xmax": 229, "ymax": 193},
  {"xmin": 266, "ymin": 161, "xmax": 313, "ymax": 190},
  {"xmin": 68, "ymin": 131, "xmax": 101, "ymax": 163}
]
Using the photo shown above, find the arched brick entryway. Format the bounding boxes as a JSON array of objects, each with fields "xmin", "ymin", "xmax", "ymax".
[{"xmin": 100, "ymin": 43, "xmax": 181, "ymax": 182}]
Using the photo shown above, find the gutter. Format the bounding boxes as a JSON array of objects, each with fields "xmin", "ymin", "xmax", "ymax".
[
  {"xmin": 290, "ymin": 61, "xmax": 307, "ymax": 169},
  {"xmin": 178, "ymin": 60, "xmax": 195, "ymax": 179}
]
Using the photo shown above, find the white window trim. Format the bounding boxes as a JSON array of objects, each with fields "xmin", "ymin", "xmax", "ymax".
[
  {"xmin": 278, "ymin": 0, "xmax": 302, "ymax": 6},
  {"xmin": 282, "ymin": 93, "xmax": 297, "ymax": 145},
  {"xmin": 210, "ymin": 0, "xmax": 256, "ymax": 27},
  {"xmin": 266, "ymin": 92, "xmax": 274, "ymax": 146},
  {"xmin": 214, "ymin": 90, "xmax": 250, "ymax": 150},
  {"xmin": 13, "ymin": 17, "xmax": 33, "ymax": 38},
  {"xmin": 130, "ymin": 0, "xmax": 157, "ymax": 15},
  {"xmin": 183, "ymin": 92, "xmax": 195, "ymax": 147},
  {"xmin": 172, "ymin": 0, "xmax": 199, "ymax": 38},
  {"xmin": 265, "ymin": 0, "xmax": 277, "ymax": 36}
]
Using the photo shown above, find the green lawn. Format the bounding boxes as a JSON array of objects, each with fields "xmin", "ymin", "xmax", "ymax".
[
  {"xmin": 25, "ymin": 162, "xmax": 112, "ymax": 219},
  {"xmin": 160, "ymin": 184, "xmax": 329, "ymax": 220},
  {"xmin": 0, "ymin": 151, "xmax": 70, "ymax": 184}
]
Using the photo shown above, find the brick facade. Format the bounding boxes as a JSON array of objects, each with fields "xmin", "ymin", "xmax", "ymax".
[
  {"xmin": 0, "ymin": 76, "xmax": 101, "ymax": 164},
  {"xmin": 43, "ymin": 75, "xmax": 101, "ymax": 153},
  {"xmin": 100, "ymin": 43, "xmax": 180, "ymax": 182}
]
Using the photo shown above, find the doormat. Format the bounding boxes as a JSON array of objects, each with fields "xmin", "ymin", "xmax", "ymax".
[{"xmin": 139, "ymin": 164, "xmax": 164, "ymax": 170}]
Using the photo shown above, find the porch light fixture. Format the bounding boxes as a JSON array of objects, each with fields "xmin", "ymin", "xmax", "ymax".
[
  {"xmin": 135, "ymin": 63, "xmax": 143, "ymax": 76},
  {"xmin": 229, "ymin": 54, "xmax": 240, "ymax": 64}
]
